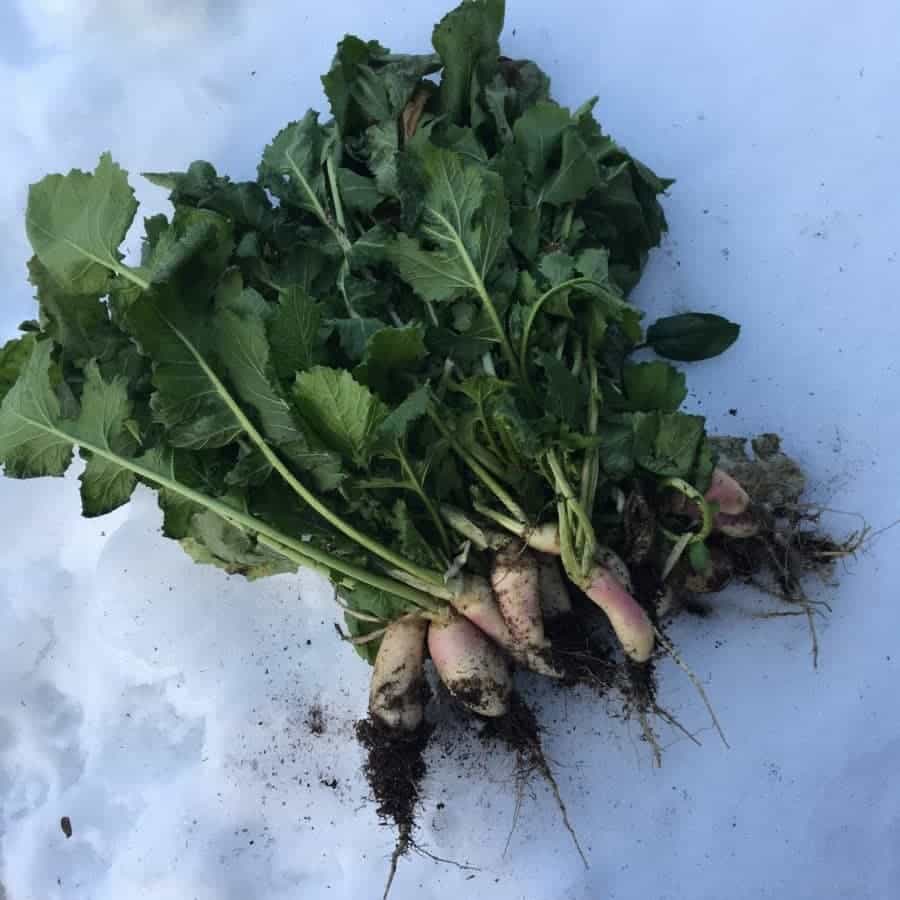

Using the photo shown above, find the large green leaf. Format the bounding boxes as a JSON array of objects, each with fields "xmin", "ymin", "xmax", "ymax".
[
  {"xmin": 0, "ymin": 334, "xmax": 36, "ymax": 404},
  {"xmin": 633, "ymin": 411, "xmax": 706, "ymax": 477},
  {"xmin": 26, "ymin": 153, "xmax": 142, "ymax": 294},
  {"xmin": 387, "ymin": 145, "xmax": 509, "ymax": 302},
  {"xmin": 623, "ymin": 361, "xmax": 687, "ymax": 412},
  {"xmin": 647, "ymin": 313, "xmax": 741, "ymax": 362},
  {"xmin": 0, "ymin": 340, "xmax": 74, "ymax": 478},
  {"xmin": 432, "ymin": 0, "xmax": 505, "ymax": 124},
  {"xmin": 292, "ymin": 367, "xmax": 388, "ymax": 467},
  {"xmin": 322, "ymin": 35, "xmax": 440, "ymax": 136},
  {"xmin": 258, "ymin": 112, "xmax": 331, "ymax": 223},
  {"xmin": 268, "ymin": 287, "xmax": 328, "ymax": 379}
]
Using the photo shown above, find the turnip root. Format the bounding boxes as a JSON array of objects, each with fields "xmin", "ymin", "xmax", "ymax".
[
  {"xmin": 715, "ymin": 508, "xmax": 760, "ymax": 539},
  {"xmin": 682, "ymin": 545, "xmax": 733, "ymax": 593},
  {"xmin": 450, "ymin": 573, "xmax": 561, "ymax": 677},
  {"xmin": 450, "ymin": 573, "xmax": 516, "ymax": 649},
  {"xmin": 491, "ymin": 541, "xmax": 545, "ymax": 649},
  {"xmin": 584, "ymin": 566, "xmax": 655, "ymax": 663},
  {"xmin": 369, "ymin": 617, "xmax": 429, "ymax": 732},
  {"xmin": 705, "ymin": 468, "xmax": 750, "ymax": 515},
  {"xmin": 594, "ymin": 545, "xmax": 634, "ymax": 592},
  {"xmin": 428, "ymin": 613, "xmax": 512, "ymax": 717},
  {"xmin": 537, "ymin": 555, "xmax": 572, "ymax": 620}
]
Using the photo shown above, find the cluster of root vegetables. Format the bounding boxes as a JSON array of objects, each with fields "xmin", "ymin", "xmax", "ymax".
[{"xmin": 354, "ymin": 435, "xmax": 855, "ymax": 895}]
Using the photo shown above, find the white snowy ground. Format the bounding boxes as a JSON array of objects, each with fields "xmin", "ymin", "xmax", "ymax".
[{"xmin": 1, "ymin": 1, "xmax": 899, "ymax": 898}]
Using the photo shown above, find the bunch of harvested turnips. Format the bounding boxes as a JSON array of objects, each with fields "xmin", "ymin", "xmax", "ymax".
[{"xmin": 0, "ymin": 0, "xmax": 857, "ymax": 892}]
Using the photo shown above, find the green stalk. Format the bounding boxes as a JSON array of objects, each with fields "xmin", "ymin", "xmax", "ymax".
[
  {"xmin": 325, "ymin": 155, "xmax": 350, "ymax": 239},
  {"xmin": 546, "ymin": 448, "xmax": 596, "ymax": 579},
  {"xmin": 22, "ymin": 416, "xmax": 445, "ymax": 610},
  {"xmin": 428, "ymin": 408, "xmax": 527, "ymax": 523},
  {"xmin": 166, "ymin": 317, "xmax": 444, "ymax": 587},
  {"xmin": 519, "ymin": 278, "xmax": 624, "ymax": 379},
  {"xmin": 395, "ymin": 442, "xmax": 452, "ymax": 561}
]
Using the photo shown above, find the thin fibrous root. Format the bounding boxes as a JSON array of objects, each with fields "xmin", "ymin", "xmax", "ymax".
[
  {"xmin": 653, "ymin": 627, "xmax": 730, "ymax": 749},
  {"xmin": 652, "ymin": 703, "xmax": 703, "ymax": 748},
  {"xmin": 637, "ymin": 708, "xmax": 663, "ymax": 767},
  {"xmin": 381, "ymin": 826, "xmax": 409, "ymax": 900}
]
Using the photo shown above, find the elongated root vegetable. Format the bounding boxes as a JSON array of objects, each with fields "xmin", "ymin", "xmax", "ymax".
[
  {"xmin": 715, "ymin": 508, "xmax": 760, "ymax": 538},
  {"xmin": 705, "ymin": 468, "xmax": 750, "ymax": 515},
  {"xmin": 369, "ymin": 617, "xmax": 429, "ymax": 732},
  {"xmin": 451, "ymin": 572, "xmax": 562, "ymax": 678},
  {"xmin": 428, "ymin": 613, "xmax": 512, "ymax": 717},
  {"xmin": 595, "ymin": 545, "xmax": 633, "ymax": 591},
  {"xmin": 537, "ymin": 555, "xmax": 572, "ymax": 621},
  {"xmin": 491, "ymin": 541, "xmax": 545, "ymax": 649},
  {"xmin": 584, "ymin": 567, "xmax": 655, "ymax": 663},
  {"xmin": 450, "ymin": 573, "xmax": 516, "ymax": 649}
]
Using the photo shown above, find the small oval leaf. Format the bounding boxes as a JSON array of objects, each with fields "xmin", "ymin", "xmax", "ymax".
[{"xmin": 647, "ymin": 313, "xmax": 740, "ymax": 361}]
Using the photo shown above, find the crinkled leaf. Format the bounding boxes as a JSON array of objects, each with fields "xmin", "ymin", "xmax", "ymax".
[
  {"xmin": 332, "ymin": 317, "xmax": 387, "ymax": 361},
  {"xmin": 387, "ymin": 146, "xmax": 509, "ymax": 303},
  {"xmin": 269, "ymin": 287, "xmax": 328, "ymax": 379},
  {"xmin": 374, "ymin": 385, "xmax": 431, "ymax": 448},
  {"xmin": 0, "ymin": 340, "xmax": 74, "ymax": 478},
  {"xmin": 355, "ymin": 324, "xmax": 427, "ymax": 398},
  {"xmin": 536, "ymin": 352, "xmax": 587, "ymax": 429},
  {"xmin": 292, "ymin": 366, "xmax": 388, "ymax": 467},
  {"xmin": 26, "ymin": 153, "xmax": 139, "ymax": 295},
  {"xmin": 337, "ymin": 168, "xmax": 382, "ymax": 215},
  {"xmin": 258, "ymin": 112, "xmax": 330, "ymax": 220},
  {"xmin": 596, "ymin": 417, "xmax": 635, "ymax": 480},
  {"xmin": 0, "ymin": 334, "xmax": 36, "ymax": 404},
  {"xmin": 145, "ymin": 161, "xmax": 274, "ymax": 230},
  {"xmin": 633, "ymin": 411, "xmax": 705, "ymax": 477},
  {"xmin": 366, "ymin": 122, "xmax": 400, "ymax": 196},
  {"xmin": 181, "ymin": 503, "xmax": 295, "ymax": 579},
  {"xmin": 647, "ymin": 313, "xmax": 741, "ymax": 362},
  {"xmin": 27, "ymin": 257, "xmax": 122, "ymax": 367},
  {"xmin": 623, "ymin": 361, "xmax": 687, "ymax": 412},
  {"xmin": 322, "ymin": 35, "xmax": 440, "ymax": 136}
]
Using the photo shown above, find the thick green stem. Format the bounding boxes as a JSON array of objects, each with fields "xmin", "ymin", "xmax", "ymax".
[{"xmin": 546, "ymin": 448, "xmax": 596, "ymax": 580}]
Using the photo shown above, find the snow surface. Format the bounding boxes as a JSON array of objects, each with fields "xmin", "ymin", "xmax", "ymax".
[{"xmin": 2, "ymin": 1, "xmax": 899, "ymax": 898}]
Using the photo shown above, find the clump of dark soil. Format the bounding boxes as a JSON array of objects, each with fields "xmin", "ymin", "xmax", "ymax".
[
  {"xmin": 355, "ymin": 717, "xmax": 434, "ymax": 898},
  {"xmin": 305, "ymin": 704, "xmax": 326, "ymax": 735}
]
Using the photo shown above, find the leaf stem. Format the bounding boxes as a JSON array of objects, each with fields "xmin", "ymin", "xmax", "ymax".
[
  {"xmin": 395, "ymin": 441, "xmax": 452, "ymax": 561},
  {"xmin": 519, "ymin": 277, "xmax": 614, "ymax": 378},
  {"xmin": 166, "ymin": 317, "xmax": 444, "ymax": 586},
  {"xmin": 427, "ymin": 407, "xmax": 527, "ymax": 522}
]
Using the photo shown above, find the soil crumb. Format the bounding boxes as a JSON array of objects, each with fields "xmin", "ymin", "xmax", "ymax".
[{"xmin": 305, "ymin": 704, "xmax": 326, "ymax": 735}]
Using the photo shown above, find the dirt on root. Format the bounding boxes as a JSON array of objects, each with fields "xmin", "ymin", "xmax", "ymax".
[{"xmin": 355, "ymin": 718, "xmax": 432, "ymax": 844}]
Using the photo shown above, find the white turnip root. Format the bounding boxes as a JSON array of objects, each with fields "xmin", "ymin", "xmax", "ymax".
[
  {"xmin": 368, "ymin": 617, "xmax": 429, "ymax": 732},
  {"xmin": 584, "ymin": 566, "xmax": 655, "ymax": 663},
  {"xmin": 705, "ymin": 468, "xmax": 750, "ymax": 515},
  {"xmin": 450, "ymin": 573, "xmax": 516, "ymax": 648},
  {"xmin": 428, "ymin": 613, "xmax": 512, "ymax": 717},
  {"xmin": 491, "ymin": 541, "xmax": 545, "ymax": 649},
  {"xmin": 715, "ymin": 508, "xmax": 760, "ymax": 539},
  {"xmin": 450, "ymin": 573, "xmax": 561, "ymax": 677},
  {"xmin": 537, "ymin": 554, "xmax": 572, "ymax": 620},
  {"xmin": 594, "ymin": 545, "xmax": 634, "ymax": 592}
]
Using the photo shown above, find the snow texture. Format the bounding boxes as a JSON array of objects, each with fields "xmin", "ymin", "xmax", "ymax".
[{"xmin": 1, "ymin": 1, "xmax": 899, "ymax": 898}]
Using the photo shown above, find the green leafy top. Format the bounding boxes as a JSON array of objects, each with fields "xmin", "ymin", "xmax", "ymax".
[{"xmin": 3, "ymin": 0, "xmax": 740, "ymax": 660}]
